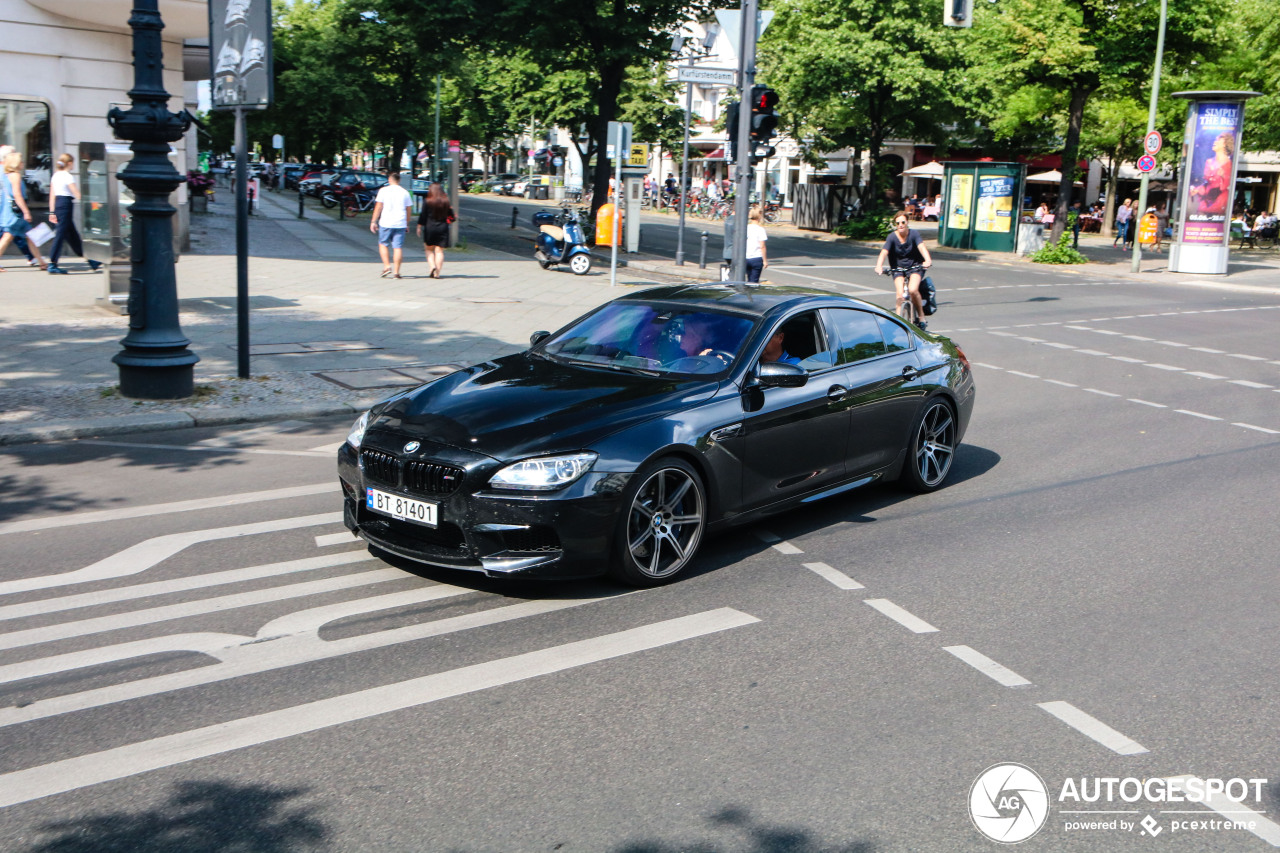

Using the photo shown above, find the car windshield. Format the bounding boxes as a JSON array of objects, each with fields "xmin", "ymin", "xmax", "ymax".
[{"xmin": 542, "ymin": 302, "xmax": 756, "ymax": 376}]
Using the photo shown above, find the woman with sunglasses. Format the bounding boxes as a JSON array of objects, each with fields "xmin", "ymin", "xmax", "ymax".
[{"xmin": 874, "ymin": 213, "xmax": 932, "ymax": 329}]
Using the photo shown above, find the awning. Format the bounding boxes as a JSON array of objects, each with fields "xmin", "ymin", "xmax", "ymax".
[
  {"xmin": 1027, "ymin": 169, "xmax": 1083, "ymax": 186},
  {"xmin": 901, "ymin": 161, "xmax": 945, "ymax": 178}
]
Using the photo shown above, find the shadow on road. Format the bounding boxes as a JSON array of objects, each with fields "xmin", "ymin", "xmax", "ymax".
[{"xmin": 20, "ymin": 780, "xmax": 328, "ymax": 853}]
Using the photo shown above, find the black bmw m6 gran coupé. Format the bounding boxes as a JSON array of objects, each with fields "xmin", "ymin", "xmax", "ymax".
[{"xmin": 338, "ymin": 284, "xmax": 975, "ymax": 585}]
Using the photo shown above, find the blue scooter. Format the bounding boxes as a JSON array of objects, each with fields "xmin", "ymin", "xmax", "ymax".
[{"xmin": 533, "ymin": 207, "xmax": 592, "ymax": 275}]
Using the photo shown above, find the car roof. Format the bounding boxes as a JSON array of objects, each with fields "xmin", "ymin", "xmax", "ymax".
[{"xmin": 617, "ymin": 283, "xmax": 878, "ymax": 318}]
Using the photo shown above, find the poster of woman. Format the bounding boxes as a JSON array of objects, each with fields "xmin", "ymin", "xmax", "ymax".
[{"xmin": 1181, "ymin": 102, "xmax": 1241, "ymax": 245}]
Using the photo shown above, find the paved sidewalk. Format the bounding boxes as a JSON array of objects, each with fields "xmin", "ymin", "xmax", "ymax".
[{"xmin": 1, "ymin": 187, "xmax": 1277, "ymax": 446}]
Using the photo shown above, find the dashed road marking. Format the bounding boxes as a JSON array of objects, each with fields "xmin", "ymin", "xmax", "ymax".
[
  {"xmin": 1084, "ymin": 389, "xmax": 1120, "ymax": 397},
  {"xmin": 315, "ymin": 532, "xmax": 357, "ymax": 547},
  {"xmin": 1128, "ymin": 399, "xmax": 1167, "ymax": 408},
  {"xmin": 1175, "ymin": 410, "xmax": 1223, "ymax": 421},
  {"xmin": 1164, "ymin": 777, "xmax": 1280, "ymax": 847},
  {"xmin": 1234, "ymin": 422, "xmax": 1280, "ymax": 435},
  {"xmin": 944, "ymin": 645, "xmax": 1032, "ymax": 687},
  {"xmin": 1037, "ymin": 700, "xmax": 1148, "ymax": 755},
  {"xmin": 864, "ymin": 599, "xmax": 939, "ymax": 633},
  {"xmin": 803, "ymin": 562, "xmax": 864, "ymax": 590}
]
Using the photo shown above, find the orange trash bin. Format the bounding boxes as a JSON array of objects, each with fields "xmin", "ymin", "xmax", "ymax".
[
  {"xmin": 595, "ymin": 203, "xmax": 621, "ymax": 246},
  {"xmin": 1137, "ymin": 211, "xmax": 1158, "ymax": 245}
]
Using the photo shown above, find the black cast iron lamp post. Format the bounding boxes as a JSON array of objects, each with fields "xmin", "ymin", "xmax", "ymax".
[{"xmin": 107, "ymin": 0, "xmax": 199, "ymax": 399}]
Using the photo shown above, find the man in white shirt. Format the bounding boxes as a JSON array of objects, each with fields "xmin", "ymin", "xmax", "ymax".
[{"xmin": 370, "ymin": 171, "xmax": 413, "ymax": 278}]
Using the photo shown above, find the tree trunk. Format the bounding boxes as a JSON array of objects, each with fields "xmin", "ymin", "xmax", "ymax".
[
  {"xmin": 1102, "ymin": 150, "xmax": 1120, "ymax": 238},
  {"xmin": 590, "ymin": 66, "xmax": 626, "ymax": 221},
  {"xmin": 1051, "ymin": 84, "xmax": 1092, "ymax": 244}
]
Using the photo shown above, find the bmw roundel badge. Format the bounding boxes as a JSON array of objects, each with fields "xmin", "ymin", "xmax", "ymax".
[{"xmin": 403, "ymin": 441, "xmax": 420, "ymax": 453}]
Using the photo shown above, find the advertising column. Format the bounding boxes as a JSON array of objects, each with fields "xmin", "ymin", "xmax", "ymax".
[{"xmin": 1169, "ymin": 91, "xmax": 1259, "ymax": 275}]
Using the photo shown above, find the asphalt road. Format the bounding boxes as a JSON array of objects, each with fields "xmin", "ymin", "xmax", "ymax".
[{"xmin": 0, "ymin": 247, "xmax": 1277, "ymax": 852}]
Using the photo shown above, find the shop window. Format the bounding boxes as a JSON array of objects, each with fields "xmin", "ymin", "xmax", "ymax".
[{"xmin": 0, "ymin": 98, "xmax": 52, "ymax": 209}]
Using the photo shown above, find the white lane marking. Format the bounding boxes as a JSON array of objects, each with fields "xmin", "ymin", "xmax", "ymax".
[
  {"xmin": 0, "ymin": 513, "xmax": 341, "ymax": 597},
  {"xmin": 1186, "ymin": 372, "xmax": 1226, "ymax": 380},
  {"xmin": 1164, "ymin": 776, "xmax": 1280, "ymax": 846},
  {"xmin": 1175, "ymin": 410, "xmax": 1223, "ymax": 421},
  {"xmin": 1016, "ymin": 336, "xmax": 1045, "ymax": 343},
  {"xmin": 0, "ymin": 569, "xmax": 405, "ymax": 653},
  {"xmin": 1147, "ymin": 363, "xmax": 1185, "ymax": 371},
  {"xmin": 1092, "ymin": 329, "xmax": 1123, "ymax": 336},
  {"xmin": 971, "ymin": 362, "xmax": 1003, "ymax": 370},
  {"xmin": 1229, "ymin": 380, "xmax": 1272, "ymax": 389},
  {"xmin": 315, "ymin": 532, "xmax": 358, "ymax": 547},
  {"xmin": 1076, "ymin": 349, "xmax": 1110, "ymax": 357},
  {"xmin": 0, "ymin": 593, "xmax": 622, "ymax": 728},
  {"xmin": 0, "ymin": 608, "xmax": 759, "ymax": 808},
  {"xmin": 773, "ymin": 541, "xmax": 804, "ymax": 555},
  {"xmin": 988, "ymin": 331, "xmax": 1018, "ymax": 337},
  {"xmin": 309, "ymin": 442, "xmax": 346, "ymax": 453},
  {"xmin": 1108, "ymin": 356, "xmax": 1145, "ymax": 363},
  {"xmin": 802, "ymin": 562, "xmax": 864, "ymax": 590},
  {"xmin": 0, "ymin": 484, "xmax": 335, "ymax": 536},
  {"xmin": 1044, "ymin": 379, "xmax": 1077, "ymax": 387},
  {"xmin": 943, "ymin": 645, "xmax": 1032, "ymax": 687},
  {"xmin": 771, "ymin": 264, "xmax": 876, "ymax": 269},
  {"xmin": 0, "ymin": 551, "xmax": 371, "ymax": 623},
  {"xmin": 1084, "ymin": 389, "xmax": 1120, "ymax": 397},
  {"xmin": 1043, "ymin": 342, "xmax": 1076, "ymax": 349},
  {"xmin": 1154, "ymin": 340, "xmax": 1188, "ymax": 347},
  {"xmin": 864, "ymin": 599, "xmax": 938, "ymax": 633},
  {"xmin": 1190, "ymin": 346, "xmax": 1226, "ymax": 354},
  {"xmin": 1228, "ymin": 353, "xmax": 1267, "ymax": 361},
  {"xmin": 1128, "ymin": 399, "xmax": 1167, "ymax": 408},
  {"xmin": 1234, "ymin": 422, "xmax": 1280, "ymax": 435},
  {"xmin": 767, "ymin": 267, "xmax": 887, "ymax": 293},
  {"xmin": 1037, "ymin": 701, "xmax": 1148, "ymax": 755},
  {"xmin": 1124, "ymin": 335, "xmax": 1155, "ymax": 341},
  {"xmin": 0, "ymin": 584, "xmax": 472, "ymax": 685},
  {"xmin": 1064, "ymin": 325, "xmax": 1093, "ymax": 331},
  {"xmin": 78, "ymin": 440, "xmax": 332, "ymax": 459},
  {"xmin": 1006, "ymin": 370, "xmax": 1039, "ymax": 379}
]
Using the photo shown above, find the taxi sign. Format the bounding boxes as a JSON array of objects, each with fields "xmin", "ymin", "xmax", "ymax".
[
  {"xmin": 626, "ymin": 143, "xmax": 650, "ymax": 169},
  {"xmin": 1137, "ymin": 154, "xmax": 1157, "ymax": 173},
  {"xmin": 1144, "ymin": 130, "xmax": 1162, "ymax": 156}
]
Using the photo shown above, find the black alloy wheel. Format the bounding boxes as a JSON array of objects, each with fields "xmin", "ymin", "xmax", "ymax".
[
  {"xmin": 904, "ymin": 399, "xmax": 956, "ymax": 492},
  {"xmin": 611, "ymin": 457, "xmax": 706, "ymax": 586}
]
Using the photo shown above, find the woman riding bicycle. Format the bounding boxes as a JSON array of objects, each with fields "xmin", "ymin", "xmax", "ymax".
[{"xmin": 874, "ymin": 213, "xmax": 933, "ymax": 329}]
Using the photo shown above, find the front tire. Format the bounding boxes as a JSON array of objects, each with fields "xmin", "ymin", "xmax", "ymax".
[
  {"xmin": 569, "ymin": 253, "xmax": 592, "ymax": 275},
  {"xmin": 320, "ymin": 192, "xmax": 338, "ymax": 209},
  {"xmin": 903, "ymin": 399, "xmax": 956, "ymax": 492},
  {"xmin": 610, "ymin": 457, "xmax": 706, "ymax": 586}
]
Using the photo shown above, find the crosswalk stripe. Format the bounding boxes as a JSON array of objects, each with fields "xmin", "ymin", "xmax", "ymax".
[
  {"xmin": 0, "ymin": 608, "xmax": 759, "ymax": 808},
  {"xmin": 0, "ymin": 484, "xmax": 335, "ymax": 536},
  {"xmin": 0, "ymin": 513, "xmax": 341, "ymax": 596}
]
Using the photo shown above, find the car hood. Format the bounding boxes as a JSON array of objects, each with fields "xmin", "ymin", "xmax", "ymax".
[{"xmin": 372, "ymin": 353, "xmax": 717, "ymax": 460}]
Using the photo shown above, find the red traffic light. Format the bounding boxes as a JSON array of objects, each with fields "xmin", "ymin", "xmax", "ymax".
[{"xmin": 754, "ymin": 87, "xmax": 779, "ymax": 111}]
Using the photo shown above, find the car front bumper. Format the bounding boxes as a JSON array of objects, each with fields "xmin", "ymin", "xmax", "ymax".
[{"xmin": 338, "ymin": 442, "xmax": 628, "ymax": 580}]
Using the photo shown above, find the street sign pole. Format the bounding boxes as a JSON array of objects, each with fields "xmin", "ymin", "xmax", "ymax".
[
  {"xmin": 731, "ymin": 0, "xmax": 759, "ymax": 282},
  {"xmin": 1131, "ymin": 0, "xmax": 1167, "ymax": 273}
]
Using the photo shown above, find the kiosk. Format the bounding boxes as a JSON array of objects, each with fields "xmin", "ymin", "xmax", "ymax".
[{"xmin": 938, "ymin": 162, "xmax": 1026, "ymax": 253}]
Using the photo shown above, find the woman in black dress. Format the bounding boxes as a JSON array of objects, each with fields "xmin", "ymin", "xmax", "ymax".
[{"xmin": 416, "ymin": 182, "xmax": 453, "ymax": 278}]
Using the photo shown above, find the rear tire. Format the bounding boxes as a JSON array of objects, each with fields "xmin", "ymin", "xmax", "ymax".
[
  {"xmin": 569, "ymin": 253, "xmax": 592, "ymax": 275},
  {"xmin": 320, "ymin": 192, "xmax": 338, "ymax": 209},
  {"xmin": 610, "ymin": 457, "xmax": 706, "ymax": 587},
  {"xmin": 902, "ymin": 399, "xmax": 957, "ymax": 492}
]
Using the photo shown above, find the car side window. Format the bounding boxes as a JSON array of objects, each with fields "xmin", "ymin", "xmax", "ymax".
[
  {"xmin": 768, "ymin": 311, "xmax": 835, "ymax": 372},
  {"xmin": 827, "ymin": 309, "xmax": 888, "ymax": 365},
  {"xmin": 876, "ymin": 316, "xmax": 913, "ymax": 353}
]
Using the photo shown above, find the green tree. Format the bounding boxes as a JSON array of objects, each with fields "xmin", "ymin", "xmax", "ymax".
[
  {"xmin": 760, "ymin": 0, "xmax": 967, "ymax": 206},
  {"xmin": 966, "ymin": 0, "xmax": 1226, "ymax": 243},
  {"xmin": 1199, "ymin": 0, "xmax": 1280, "ymax": 150}
]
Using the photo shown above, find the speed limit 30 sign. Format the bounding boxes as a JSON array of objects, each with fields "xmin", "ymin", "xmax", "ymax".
[{"xmin": 1144, "ymin": 130, "xmax": 1162, "ymax": 156}]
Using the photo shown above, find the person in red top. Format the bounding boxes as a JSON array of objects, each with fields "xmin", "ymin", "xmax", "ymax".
[{"xmin": 1190, "ymin": 131, "xmax": 1234, "ymax": 215}]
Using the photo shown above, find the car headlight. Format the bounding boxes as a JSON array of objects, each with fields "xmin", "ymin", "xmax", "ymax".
[
  {"xmin": 346, "ymin": 411, "xmax": 370, "ymax": 449},
  {"xmin": 489, "ymin": 452, "xmax": 598, "ymax": 491}
]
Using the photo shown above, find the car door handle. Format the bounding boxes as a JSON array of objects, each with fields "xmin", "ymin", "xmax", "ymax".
[
  {"xmin": 827, "ymin": 384, "xmax": 848, "ymax": 401},
  {"xmin": 901, "ymin": 366, "xmax": 919, "ymax": 381}
]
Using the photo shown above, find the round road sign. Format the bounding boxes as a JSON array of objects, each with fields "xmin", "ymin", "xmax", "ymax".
[
  {"xmin": 1144, "ymin": 130, "xmax": 1162, "ymax": 156},
  {"xmin": 1137, "ymin": 154, "xmax": 1157, "ymax": 173}
]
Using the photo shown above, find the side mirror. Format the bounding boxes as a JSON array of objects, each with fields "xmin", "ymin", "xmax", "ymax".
[
  {"xmin": 756, "ymin": 362, "xmax": 808, "ymax": 388},
  {"xmin": 529, "ymin": 331, "xmax": 551, "ymax": 347}
]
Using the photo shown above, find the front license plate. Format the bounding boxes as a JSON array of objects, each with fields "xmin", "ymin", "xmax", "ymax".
[{"xmin": 366, "ymin": 488, "xmax": 438, "ymax": 527}]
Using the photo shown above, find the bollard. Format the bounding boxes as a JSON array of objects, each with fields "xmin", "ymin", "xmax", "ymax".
[
  {"xmin": 699, "ymin": 232, "xmax": 708, "ymax": 269},
  {"xmin": 339, "ymin": 192, "xmax": 345, "ymax": 220},
  {"xmin": 511, "ymin": 206, "xmax": 518, "ymax": 229},
  {"xmin": 297, "ymin": 189, "xmax": 304, "ymax": 219}
]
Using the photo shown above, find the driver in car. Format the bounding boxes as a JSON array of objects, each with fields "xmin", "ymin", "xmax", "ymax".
[{"xmin": 760, "ymin": 328, "xmax": 802, "ymax": 366}]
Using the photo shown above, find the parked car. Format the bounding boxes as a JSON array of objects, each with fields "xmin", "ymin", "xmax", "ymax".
[
  {"xmin": 481, "ymin": 172, "xmax": 521, "ymax": 193},
  {"xmin": 281, "ymin": 165, "xmax": 309, "ymax": 189},
  {"xmin": 331, "ymin": 170, "xmax": 389, "ymax": 192},
  {"xmin": 337, "ymin": 284, "xmax": 976, "ymax": 586},
  {"xmin": 459, "ymin": 169, "xmax": 485, "ymax": 191},
  {"xmin": 298, "ymin": 169, "xmax": 338, "ymax": 197}
]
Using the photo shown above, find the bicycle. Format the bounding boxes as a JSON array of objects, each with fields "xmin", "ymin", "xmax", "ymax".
[
  {"xmin": 761, "ymin": 200, "xmax": 782, "ymax": 223},
  {"xmin": 882, "ymin": 266, "xmax": 929, "ymax": 330}
]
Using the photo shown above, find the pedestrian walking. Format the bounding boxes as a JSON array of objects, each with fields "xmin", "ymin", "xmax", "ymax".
[
  {"xmin": 416, "ymin": 182, "xmax": 453, "ymax": 278},
  {"xmin": 745, "ymin": 206, "xmax": 768, "ymax": 283},
  {"xmin": 46, "ymin": 153, "xmax": 101, "ymax": 274},
  {"xmin": 1154, "ymin": 204, "xmax": 1170, "ymax": 252},
  {"xmin": 369, "ymin": 171, "xmax": 412, "ymax": 279},
  {"xmin": 0, "ymin": 150, "xmax": 47, "ymax": 272},
  {"xmin": 1113, "ymin": 198, "xmax": 1132, "ymax": 248}
]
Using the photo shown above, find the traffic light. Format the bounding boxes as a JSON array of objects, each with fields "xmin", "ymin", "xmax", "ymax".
[
  {"xmin": 724, "ymin": 100, "xmax": 740, "ymax": 164},
  {"xmin": 749, "ymin": 85, "xmax": 779, "ymax": 159},
  {"xmin": 944, "ymin": 0, "xmax": 973, "ymax": 27}
]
